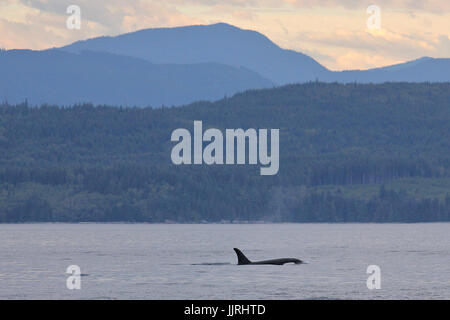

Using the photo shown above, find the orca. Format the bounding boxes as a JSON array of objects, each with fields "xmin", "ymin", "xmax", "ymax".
[{"xmin": 233, "ymin": 248, "xmax": 302, "ymax": 265}]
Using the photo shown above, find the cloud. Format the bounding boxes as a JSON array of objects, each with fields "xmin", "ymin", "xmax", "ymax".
[
  {"xmin": 153, "ymin": 0, "xmax": 450, "ymax": 14},
  {"xmin": 334, "ymin": 50, "xmax": 400, "ymax": 70},
  {"xmin": 280, "ymin": 0, "xmax": 450, "ymax": 14},
  {"xmin": 291, "ymin": 24, "xmax": 450, "ymax": 68},
  {"xmin": 0, "ymin": 0, "xmax": 203, "ymax": 49}
]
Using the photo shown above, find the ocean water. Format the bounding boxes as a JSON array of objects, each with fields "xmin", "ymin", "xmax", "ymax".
[{"xmin": 0, "ymin": 223, "xmax": 449, "ymax": 300}]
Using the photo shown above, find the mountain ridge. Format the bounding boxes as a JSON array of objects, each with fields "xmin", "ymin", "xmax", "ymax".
[
  {"xmin": 61, "ymin": 22, "xmax": 449, "ymax": 84},
  {"xmin": 62, "ymin": 22, "xmax": 330, "ymax": 85},
  {"xmin": 0, "ymin": 48, "xmax": 273, "ymax": 106},
  {"xmin": 1, "ymin": 22, "xmax": 449, "ymax": 107}
]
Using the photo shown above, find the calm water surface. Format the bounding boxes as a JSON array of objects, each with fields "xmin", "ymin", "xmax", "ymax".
[{"xmin": 0, "ymin": 223, "xmax": 449, "ymax": 299}]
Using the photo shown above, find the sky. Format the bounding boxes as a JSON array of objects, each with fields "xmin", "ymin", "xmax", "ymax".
[{"xmin": 0, "ymin": 0, "xmax": 449, "ymax": 70}]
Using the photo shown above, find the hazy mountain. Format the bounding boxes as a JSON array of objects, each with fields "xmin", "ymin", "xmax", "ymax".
[
  {"xmin": 62, "ymin": 23, "xmax": 450, "ymax": 85},
  {"xmin": 62, "ymin": 22, "xmax": 329, "ymax": 85},
  {"xmin": 2, "ymin": 23, "xmax": 449, "ymax": 107},
  {"xmin": 0, "ymin": 49, "xmax": 273, "ymax": 107},
  {"xmin": 326, "ymin": 57, "xmax": 450, "ymax": 83}
]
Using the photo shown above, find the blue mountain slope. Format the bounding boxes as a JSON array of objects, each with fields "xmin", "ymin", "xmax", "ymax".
[
  {"xmin": 2, "ymin": 23, "xmax": 449, "ymax": 107},
  {"xmin": 62, "ymin": 23, "xmax": 450, "ymax": 85},
  {"xmin": 62, "ymin": 22, "xmax": 329, "ymax": 85},
  {"xmin": 0, "ymin": 49, "xmax": 273, "ymax": 107},
  {"xmin": 326, "ymin": 57, "xmax": 450, "ymax": 83}
]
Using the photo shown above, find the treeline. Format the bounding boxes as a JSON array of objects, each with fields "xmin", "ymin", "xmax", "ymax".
[
  {"xmin": 287, "ymin": 187, "xmax": 450, "ymax": 222},
  {"xmin": 0, "ymin": 157, "xmax": 445, "ymax": 189},
  {"xmin": 2, "ymin": 181, "xmax": 449, "ymax": 223},
  {"xmin": 1, "ymin": 82, "xmax": 450, "ymax": 222}
]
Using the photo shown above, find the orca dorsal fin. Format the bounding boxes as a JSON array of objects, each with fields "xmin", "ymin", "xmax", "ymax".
[{"xmin": 233, "ymin": 248, "xmax": 252, "ymax": 265}]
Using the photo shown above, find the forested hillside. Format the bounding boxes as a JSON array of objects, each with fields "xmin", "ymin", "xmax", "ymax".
[{"xmin": 1, "ymin": 82, "xmax": 450, "ymax": 222}]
